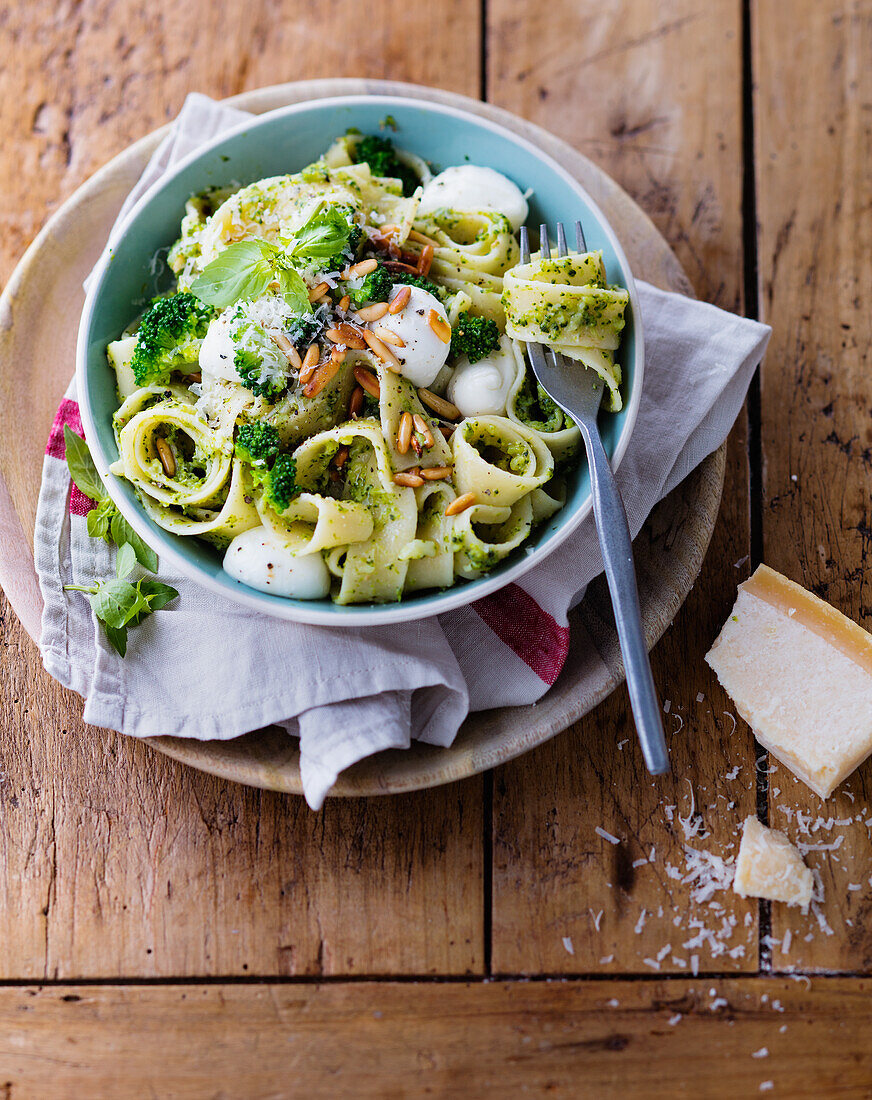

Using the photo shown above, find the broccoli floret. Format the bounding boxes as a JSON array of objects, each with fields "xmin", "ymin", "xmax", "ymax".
[
  {"xmin": 286, "ymin": 315, "xmax": 324, "ymax": 351},
  {"xmin": 354, "ymin": 135, "xmax": 419, "ymax": 197},
  {"xmin": 234, "ymin": 348, "xmax": 287, "ymax": 402},
  {"xmin": 346, "ymin": 264, "xmax": 393, "ymax": 306},
  {"xmin": 391, "ymin": 270, "xmax": 447, "ymax": 301},
  {"xmin": 450, "ymin": 315, "xmax": 500, "ymax": 364},
  {"xmin": 130, "ymin": 292, "xmax": 214, "ymax": 385},
  {"xmin": 235, "ymin": 422, "xmax": 281, "ymax": 467},
  {"xmin": 263, "ymin": 453, "xmax": 301, "ymax": 513}
]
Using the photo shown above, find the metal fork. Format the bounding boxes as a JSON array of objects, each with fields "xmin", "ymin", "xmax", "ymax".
[{"xmin": 519, "ymin": 221, "xmax": 669, "ymax": 776}]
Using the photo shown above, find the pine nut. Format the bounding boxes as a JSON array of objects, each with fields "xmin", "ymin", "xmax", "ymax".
[
  {"xmin": 388, "ymin": 285, "xmax": 411, "ymax": 314},
  {"xmin": 438, "ymin": 424, "xmax": 455, "ymax": 441},
  {"xmin": 342, "ymin": 258, "xmax": 378, "ymax": 279},
  {"xmin": 372, "ymin": 324, "xmax": 405, "ymax": 348},
  {"xmin": 393, "ymin": 471, "xmax": 424, "ymax": 488},
  {"xmin": 331, "ymin": 347, "xmax": 347, "ymax": 365},
  {"xmin": 417, "ymin": 388, "xmax": 460, "ymax": 420},
  {"xmin": 445, "ymin": 492, "xmax": 476, "ymax": 516},
  {"xmin": 301, "ymin": 342, "xmax": 321, "ymax": 375},
  {"xmin": 308, "ymin": 281, "xmax": 330, "ymax": 302},
  {"xmin": 417, "ymin": 243, "xmax": 434, "ymax": 276},
  {"xmin": 188, "ymin": 371, "xmax": 202, "ymax": 383},
  {"xmin": 412, "ymin": 414, "xmax": 434, "ymax": 448},
  {"xmin": 396, "ymin": 411, "xmax": 413, "ymax": 455},
  {"xmin": 363, "ymin": 329, "xmax": 402, "ymax": 371},
  {"xmin": 332, "ymin": 444, "xmax": 349, "ymax": 469},
  {"xmin": 155, "ymin": 437, "xmax": 176, "ymax": 477},
  {"xmin": 428, "ymin": 309, "xmax": 451, "ymax": 344},
  {"xmin": 408, "ymin": 228, "xmax": 438, "ymax": 247},
  {"xmin": 352, "ymin": 366, "xmax": 380, "ymax": 398},
  {"xmin": 348, "ymin": 385, "xmax": 364, "ymax": 419},
  {"xmin": 410, "ymin": 435, "xmax": 423, "ymax": 457},
  {"xmin": 271, "ymin": 331, "xmax": 302, "ymax": 369},
  {"xmin": 326, "ymin": 323, "xmax": 367, "ymax": 350},
  {"xmin": 355, "ymin": 302, "xmax": 390, "ymax": 322},
  {"xmin": 304, "ymin": 358, "xmax": 341, "ymax": 398},
  {"xmin": 338, "ymin": 295, "xmax": 350, "ymax": 311},
  {"xmin": 421, "ymin": 466, "xmax": 452, "ymax": 480}
]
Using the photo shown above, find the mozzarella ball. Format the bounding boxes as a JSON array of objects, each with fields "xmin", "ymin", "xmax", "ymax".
[
  {"xmin": 418, "ymin": 166, "xmax": 529, "ymax": 232},
  {"xmin": 374, "ymin": 286, "xmax": 450, "ymax": 388},
  {"xmin": 447, "ymin": 337, "xmax": 517, "ymax": 417},
  {"xmin": 199, "ymin": 312, "xmax": 240, "ymax": 383},
  {"xmin": 223, "ymin": 527, "xmax": 330, "ymax": 600}
]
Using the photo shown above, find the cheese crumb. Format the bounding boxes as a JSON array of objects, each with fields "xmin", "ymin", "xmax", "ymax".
[
  {"xmin": 752, "ymin": 1047, "xmax": 769, "ymax": 1059},
  {"xmin": 595, "ymin": 826, "xmax": 621, "ymax": 845},
  {"xmin": 733, "ymin": 816, "xmax": 814, "ymax": 907},
  {"xmin": 562, "ymin": 936, "xmax": 574, "ymax": 956}
]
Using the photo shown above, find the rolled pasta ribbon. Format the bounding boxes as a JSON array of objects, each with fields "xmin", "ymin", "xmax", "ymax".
[
  {"xmin": 258, "ymin": 491, "xmax": 373, "ymax": 556},
  {"xmin": 376, "ymin": 366, "xmax": 453, "ymax": 472},
  {"xmin": 335, "ymin": 437, "xmax": 418, "ymax": 605},
  {"xmin": 452, "ymin": 495, "xmax": 534, "ymax": 580},
  {"xmin": 113, "ymin": 398, "xmax": 232, "ymax": 508},
  {"xmin": 293, "ymin": 417, "xmax": 396, "ymax": 495},
  {"xmin": 452, "ymin": 415, "xmax": 554, "ymax": 508},
  {"xmin": 113, "ymin": 383, "xmax": 197, "ymax": 436},
  {"xmin": 503, "ymin": 250, "xmax": 628, "ymax": 411},
  {"xmin": 404, "ymin": 480, "xmax": 457, "ymax": 593},
  {"xmin": 138, "ymin": 457, "xmax": 261, "ymax": 546},
  {"xmin": 505, "ymin": 350, "xmax": 581, "ymax": 464},
  {"xmin": 413, "ymin": 210, "xmax": 519, "ymax": 281}
]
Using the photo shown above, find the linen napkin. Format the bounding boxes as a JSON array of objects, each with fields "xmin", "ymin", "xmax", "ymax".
[{"xmin": 35, "ymin": 94, "xmax": 771, "ymax": 809}]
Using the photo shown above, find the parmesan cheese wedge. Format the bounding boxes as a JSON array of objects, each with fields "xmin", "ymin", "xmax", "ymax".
[
  {"xmin": 733, "ymin": 816, "xmax": 813, "ymax": 908},
  {"xmin": 706, "ymin": 564, "xmax": 872, "ymax": 799}
]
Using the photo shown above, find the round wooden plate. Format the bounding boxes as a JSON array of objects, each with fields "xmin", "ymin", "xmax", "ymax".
[{"xmin": 0, "ymin": 79, "xmax": 724, "ymax": 797}]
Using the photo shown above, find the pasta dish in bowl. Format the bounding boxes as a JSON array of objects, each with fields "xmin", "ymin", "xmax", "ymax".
[{"xmin": 78, "ymin": 97, "xmax": 641, "ymax": 624}]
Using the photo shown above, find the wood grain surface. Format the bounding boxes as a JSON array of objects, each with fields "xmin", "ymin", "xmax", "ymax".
[
  {"xmin": 488, "ymin": 0, "xmax": 758, "ymax": 976},
  {"xmin": 754, "ymin": 0, "xmax": 872, "ymax": 973},
  {"xmin": 1, "ymin": 0, "xmax": 871, "ymax": 1092},
  {"xmin": 0, "ymin": 978, "xmax": 869, "ymax": 1098}
]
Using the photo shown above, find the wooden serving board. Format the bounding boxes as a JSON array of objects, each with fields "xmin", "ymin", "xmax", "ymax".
[{"xmin": 0, "ymin": 79, "xmax": 724, "ymax": 797}]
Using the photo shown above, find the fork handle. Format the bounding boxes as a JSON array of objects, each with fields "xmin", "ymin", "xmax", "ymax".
[{"xmin": 577, "ymin": 420, "xmax": 670, "ymax": 775}]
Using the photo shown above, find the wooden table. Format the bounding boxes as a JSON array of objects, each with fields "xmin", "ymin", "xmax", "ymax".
[{"xmin": 0, "ymin": 2, "xmax": 870, "ymax": 1095}]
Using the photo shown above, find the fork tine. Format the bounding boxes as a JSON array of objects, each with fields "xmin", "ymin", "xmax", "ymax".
[
  {"xmin": 519, "ymin": 225, "xmax": 530, "ymax": 265},
  {"xmin": 539, "ymin": 223, "xmax": 550, "ymax": 258},
  {"xmin": 575, "ymin": 220, "xmax": 587, "ymax": 252},
  {"xmin": 556, "ymin": 222, "xmax": 568, "ymax": 258}
]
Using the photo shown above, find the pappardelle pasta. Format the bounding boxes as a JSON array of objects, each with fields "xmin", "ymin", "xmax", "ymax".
[{"xmin": 106, "ymin": 132, "xmax": 629, "ymax": 604}]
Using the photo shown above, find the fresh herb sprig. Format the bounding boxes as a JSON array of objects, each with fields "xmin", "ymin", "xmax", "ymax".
[
  {"xmin": 65, "ymin": 426, "xmax": 157, "ymax": 571},
  {"xmin": 190, "ymin": 203, "xmax": 358, "ymax": 310},
  {"xmin": 65, "ymin": 543, "xmax": 178, "ymax": 658},
  {"xmin": 63, "ymin": 425, "xmax": 178, "ymax": 656}
]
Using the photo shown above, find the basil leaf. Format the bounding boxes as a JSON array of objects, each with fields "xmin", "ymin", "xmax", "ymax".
[
  {"xmin": 103, "ymin": 623, "xmax": 128, "ymax": 658},
  {"xmin": 87, "ymin": 504, "xmax": 111, "ymax": 540},
  {"xmin": 279, "ymin": 267, "xmax": 312, "ymax": 314},
  {"xmin": 110, "ymin": 511, "xmax": 159, "ymax": 573},
  {"xmin": 64, "ymin": 426, "xmax": 105, "ymax": 501},
  {"xmin": 285, "ymin": 205, "xmax": 353, "ymax": 262},
  {"xmin": 190, "ymin": 240, "xmax": 276, "ymax": 307},
  {"xmin": 91, "ymin": 578, "xmax": 139, "ymax": 629},
  {"xmin": 115, "ymin": 542, "xmax": 137, "ymax": 580},
  {"xmin": 138, "ymin": 579, "xmax": 180, "ymax": 612}
]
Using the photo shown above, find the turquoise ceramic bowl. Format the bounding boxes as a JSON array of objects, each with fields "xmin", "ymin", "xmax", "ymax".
[{"xmin": 77, "ymin": 95, "xmax": 642, "ymax": 626}]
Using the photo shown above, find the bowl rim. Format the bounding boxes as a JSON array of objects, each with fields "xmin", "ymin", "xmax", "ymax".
[{"xmin": 76, "ymin": 93, "xmax": 644, "ymax": 627}]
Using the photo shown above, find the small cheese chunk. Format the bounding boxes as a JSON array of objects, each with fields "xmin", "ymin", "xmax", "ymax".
[
  {"xmin": 733, "ymin": 816, "xmax": 813, "ymax": 908},
  {"xmin": 705, "ymin": 564, "xmax": 872, "ymax": 799}
]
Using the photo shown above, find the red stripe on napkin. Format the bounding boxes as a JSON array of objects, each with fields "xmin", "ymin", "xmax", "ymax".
[
  {"xmin": 46, "ymin": 399, "xmax": 96, "ymax": 515},
  {"xmin": 472, "ymin": 584, "xmax": 570, "ymax": 685},
  {"xmin": 46, "ymin": 398, "xmax": 83, "ymax": 459}
]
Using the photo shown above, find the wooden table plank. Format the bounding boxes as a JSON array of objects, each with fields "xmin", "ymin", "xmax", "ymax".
[
  {"xmin": 487, "ymin": 0, "xmax": 758, "ymax": 975},
  {"xmin": 754, "ymin": 0, "xmax": 872, "ymax": 971},
  {"xmin": 0, "ymin": 978, "xmax": 869, "ymax": 1097},
  {"xmin": 0, "ymin": 0, "xmax": 485, "ymax": 979}
]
